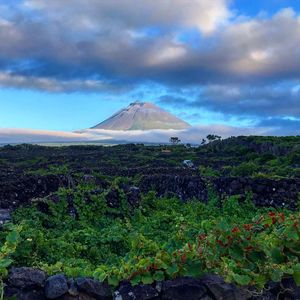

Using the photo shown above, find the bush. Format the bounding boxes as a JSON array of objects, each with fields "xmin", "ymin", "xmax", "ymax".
[{"xmin": 2, "ymin": 186, "xmax": 298, "ymax": 289}]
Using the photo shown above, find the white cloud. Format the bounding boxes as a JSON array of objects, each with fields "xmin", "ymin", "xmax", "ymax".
[
  {"xmin": 0, "ymin": 125, "xmax": 271, "ymax": 145},
  {"xmin": 0, "ymin": 72, "xmax": 116, "ymax": 93}
]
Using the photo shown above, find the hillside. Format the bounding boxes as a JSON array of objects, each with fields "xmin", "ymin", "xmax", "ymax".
[{"xmin": 91, "ymin": 102, "xmax": 191, "ymax": 130}]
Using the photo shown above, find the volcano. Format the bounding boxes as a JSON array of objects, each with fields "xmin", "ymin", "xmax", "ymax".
[{"xmin": 91, "ymin": 102, "xmax": 191, "ymax": 130}]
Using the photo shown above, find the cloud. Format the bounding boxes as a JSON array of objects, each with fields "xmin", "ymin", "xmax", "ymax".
[
  {"xmin": 0, "ymin": 72, "xmax": 124, "ymax": 93},
  {"xmin": 196, "ymin": 83, "xmax": 300, "ymax": 118},
  {"xmin": 0, "ymin": 124, "xmax": 271, "ymax": 145},
  {"xmin": 23, "ymin": 0, "xmax": 230, "ymax": 35},
  {"xmin": 1, "ymin": 2, "xmax": 300, "ymax": 135},
  {"xmin": 257, "ymin": 118, "xmax": 300, "ymax": 136},
  {"xmin": 0, "ymin": 128, "xmax": 93, "ymax": 144},
  {"xmin": 2, "ymin": 2, "xmax": 300, "ymax": 90}
]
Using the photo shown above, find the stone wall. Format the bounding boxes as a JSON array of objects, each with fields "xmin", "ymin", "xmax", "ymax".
[
  {"xmin": 0, "ymin": 173, "xmax": 299, "ymax": 211},
  {"xmin": 139, "ymin": 175, "xmax": 300, "ymax": 209},
  {"xmin": 5, "ymin": 267, "xmax": 300, "ymax": 300}
]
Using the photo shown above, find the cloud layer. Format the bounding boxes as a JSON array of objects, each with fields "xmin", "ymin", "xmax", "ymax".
[{"xmin": 0, "ymin": 125, "xmax": 272, "ymax": 145}]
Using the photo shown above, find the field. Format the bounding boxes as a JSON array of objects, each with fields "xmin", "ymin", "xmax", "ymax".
[{"xmin": 1, "ymin": 136, "xmax": 300, "ymax": 299}]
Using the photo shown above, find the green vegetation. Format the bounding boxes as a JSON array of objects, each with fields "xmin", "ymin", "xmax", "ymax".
[
  {"xmin": 0, "ymin": 224, "xmax": 22, "ymax": 299},
  {"xmin": 0, "ymin": 185, "xmax": 298, "ymax": 289},
  {"xmin": 1, "ymin": 136, "xmax": 300, "ymax": 291},
  {"xmin": 1, "ymin": 136, "xmax": 300, "ymax": 179}
]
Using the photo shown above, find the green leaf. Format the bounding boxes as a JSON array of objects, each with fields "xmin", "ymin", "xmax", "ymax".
[
  {"xmin": 247, "ymin": 251, "xmax": 266, "ymax": 263},
  {"xmin": 229, "ymin": 245, "xmax": 244, "ymax": 261},
  {"xmin": 271, "ymin": 248, "xmax": 285, "ymax": 264},
  {"xmin": 253, "ymin": 274, "xmax": 267, "ymax": 290},
  {"xmin": 0, "ymin": 258, "xmax": 13, "ymax": 268},
  {"xmin": 108, "ymin": 275, "xmax": 119, "ymax": 287},
  {"xmin": 232, "ymin": 274, "xmax": 251, "ymax": 286},
  {"xmin": 130, "ymin": 274, "xmax": 142, "ymax": 286},
  {"xmin": 93, "ymin": 269, "xmax": 107, "ymax": 282},
  {"xmin": 293, "ymin": 264, "xmax": 300, "ymax": 286},
  {"xmin": 270, "ymin": 269, "xmax": 283, "ymax": 282},
  {"xmin": 166, "ymin": 264, "xmax": 179, "ymax": 277},
  {"xmin": 287, "ymin": 229, "xmax": 299, "ymax": 241},
  {"xmin": 6, "ymin": 231, "xmax": 18, "ymax": 244},
  {"xmin": 142, "ymin": 273, "xmax": 154, "ymax": 285},
  {"xmin": 184, "ymin": 262, "xmax": 203, "ymax": 277},
  {"xmin": 153, "ymin": 271, "xmax": 164, "ymax": 282}
]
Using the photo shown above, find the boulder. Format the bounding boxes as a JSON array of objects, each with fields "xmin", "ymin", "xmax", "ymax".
[
  {"xmin": 0, "ymin": 208, "xmax": 11, "ymax": 225},
  {"xmin": 68, "ymin": 279, "xmax": 79, "ymax": 297},
  {"xmin": 45, "ymin": 274, "xmax": 68, "ymax": 299},
  {"xmin": 201, "ymin": 274, "xmax": 250, "ymax": 300},
  {"xmin": 161, "ymin": 277, "xmax": 207, "ymax": 300},
  {"xmin": 9, "ymin": 267, "xmax": 46, "ymax": 289},
  {"xmin": 76, "ymin": 277, "xmax": 112, "ymax": 300},
  {"xmin": 106, "ymin": 188, "xmax": 120, "ymax": 208},
  {"xmin": 114, "ymin": 281, "xmax": 159, "ymax": 300}
]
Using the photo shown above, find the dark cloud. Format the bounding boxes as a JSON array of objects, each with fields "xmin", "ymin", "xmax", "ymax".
[
  {"xmin": 198, "ymin": 83, "xmax": 300, "ymax": 118},
  {"xmin": 257, "ymin": 118, "xmax": 300, "ymax": 135},
  {"xmin": 1, "ymin": 2, "xmax": 300, "ymax": 90}
]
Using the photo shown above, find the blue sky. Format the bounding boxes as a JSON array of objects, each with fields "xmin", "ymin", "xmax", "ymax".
[{"xmin": 0, "ymin": 0, "xmax": 300, "ymax": 134}]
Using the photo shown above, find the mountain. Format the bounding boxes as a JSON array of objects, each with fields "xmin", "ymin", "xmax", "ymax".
[{"xmin": 91, "ymin": 102, "xmax": 191, "ymax": 130}]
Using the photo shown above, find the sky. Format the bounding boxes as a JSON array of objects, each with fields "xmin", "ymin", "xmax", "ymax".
[{"xmin": 1, "ymin": 0, "xmax": 300, "ymax": 135}]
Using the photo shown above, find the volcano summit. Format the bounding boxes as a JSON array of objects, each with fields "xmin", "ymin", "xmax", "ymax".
[{"xmin": 91, "ymin": 102, "xmax": 191, "ymax": 131}]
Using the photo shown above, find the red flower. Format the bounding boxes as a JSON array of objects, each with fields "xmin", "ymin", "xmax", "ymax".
[
  {"xmin": 243, "ymin": 224, "xmax": 252, "ymax": 231},
  {"xmin": 232, "ymin": 227, "xmax": 240, "ymax": 233},
  {"xmin": 268, "ymin": 212, "xmax": 276, "ymax": 217},
  {"xmin": 278, "ymin": 213, "xmax": 285, "ymax": 222},
  {"xmin": 217, "ymin": 240, "xmax": 226, "ymax": 247},
  {"xmin": 245, "ymin": 246, "xmax": 254, "ymax": 251},
  {"xmin": 293, "ymin": 221, "xmax": 299, "ymax": 228},
  {"xmin": 198, "ymin": 234, "xmax": 206, "ymax": 241},
  {"xmin": 181, "ymin": 253, "xmax": 187, "ymax": 263}
]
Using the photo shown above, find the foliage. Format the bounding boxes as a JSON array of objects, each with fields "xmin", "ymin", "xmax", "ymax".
[
  {"xmin": 0, "ymin": 224, "xmax": 22, "ymax": 299},
  {"xmin": 3, "ymin": 186, "xmax": 299, "ymax": 290}
]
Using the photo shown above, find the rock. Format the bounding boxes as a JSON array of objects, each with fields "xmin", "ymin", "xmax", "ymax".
[
  {"xmin": 76, "ymin": 277, "xmax": 112, "ymax": 300},
  {"xmin": 115, "ymin": 282, "xmax": 159, "ymax": 300},
  {"xmin": 9, "ymin": 267, "xmax": 47, "ymax": 289},
  {"xmin": 161, "ymin": 277, "xmax": 207, "ymax": 300},
  {"xmin": 0, "ymin": 208, "xmax": 11, "ymax": 225},
  {"xmin": 250, "ymin": 291, "xmax": 276, "ymax": 300},
  {"xmin": 17, "ymin": 290, "xmax": 46, "ymax": 300},
  {"xmin": 125, "ymin": 186, "xmax": 141, "ymax": 208},
  {"xmin": 182, "ymin": 160, "xmax": 195, "ymax": 169},
  {"xmin": 45, "ymin": 274, "xmax": 68, "ymax": 299},
  {"xmin": 68, "ymin": 279, "xmax": 79, "ymax": 297},
  {"xmin": 82, "ymin": 175, "xmax": 96, "ymax": 185},
  {"xmin": 140, "ymin": 175, "xmax": 207, "ymax": 202},
  {"xmin": 280, "ymin": 277, "xmax": 300, "ymax": 299},
  {"xmin": 201, "ymin": 274, "xmax": 250, "ymax": 300},
  {"xmin": 4, "ymin": 285, "xmax": 46, "ymax": 300},
  {"xmin": 59, "ymin": 293, "xmax": 96, "ymax": 300},
  {"xmin": 106, "ymin": 188, "xmax": 120, "ymax": 208}
]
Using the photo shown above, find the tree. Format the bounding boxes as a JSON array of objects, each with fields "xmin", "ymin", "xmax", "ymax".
[
  {"xmin": 201, "ymin": 139, "xmax": 207, "ymax": 145},
  {"xmin": 206, "ymin": 134, "xmax": 221, "ymax": 143},
  {"xmin": 169, "ymin": 137, "xmax": 181, "ymax": 145}
]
